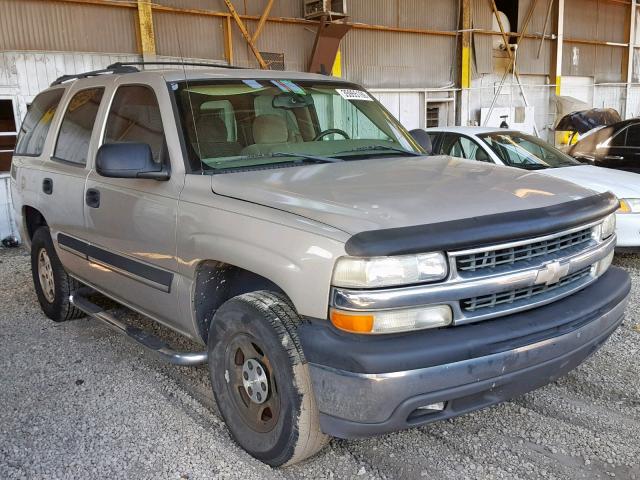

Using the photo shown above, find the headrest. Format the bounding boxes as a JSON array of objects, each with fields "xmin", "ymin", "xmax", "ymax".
[
  {"xmin": 196, "ymin": 114, "xmax": 227, "ymax": 142},
  {"xmin": 253, "ymin": 115, "xmax": 288, "ymax": 144}
]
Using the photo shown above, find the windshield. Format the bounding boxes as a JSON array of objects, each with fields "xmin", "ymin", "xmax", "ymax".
[
  {"xmin": 479, "ymin": 132, "xmax": 580, "ymax": 170},
  {"xmin": 171, "ymin": 80, "xmax": 422, "ymax": 173}
]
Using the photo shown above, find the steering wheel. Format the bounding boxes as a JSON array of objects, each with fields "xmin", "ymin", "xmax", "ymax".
[{"xmin": 313, "ymin": 128, "xmax": 350, "ymax": 141}]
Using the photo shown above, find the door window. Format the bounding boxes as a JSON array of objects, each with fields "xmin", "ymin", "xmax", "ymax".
[
  {"xmin": 609, "ymin": 129, "xmax": 627, "ymax": 147},
  {"xmin": 625, "ymin": 124, "xmax": 640, "ymax": 148},
  {"xmin": 439, "ymin": 134, "xmax": 491, "ymax": 162},
  {"xmin": 103, "ymin": 85, "xmax": 165, "ymax": 163},
  {"xmin": 15, "ymin": 89, "xmax": 64, "ymax": 158},
  {"xmin": 0, "ymin": 100, "xmax": 18, "ymax": 172},
  {"xmin": 54, "ymin": 88, "xmax": 104, "ymax": 165}
]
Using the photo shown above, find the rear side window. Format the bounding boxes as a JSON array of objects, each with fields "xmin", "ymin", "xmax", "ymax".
[
  {"xmin": 15, "ymin": 89, "xmax": 64, "ymax": 156},
  {"xmin": 54, "ymin": 88, "xmax": 104, "ymax": 165},
  {"xmin": 103, "ymin": 85, "xmax": 165, "ymax": 163}
]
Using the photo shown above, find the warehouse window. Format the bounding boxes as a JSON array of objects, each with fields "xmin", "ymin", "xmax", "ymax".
[
  {"xmin": 0, "ymin": 100, "xmax": 17, "ymax": 172},
  {"xmin": 54, "ymin": 88, "xmax": 104, "ymax": 166},
  {"xmin": 104, "ymin": 85, "xmax": 165, "ymax": 164},
  {"xmin": 15, "ymin": 89, "xmax": 64, "ymax": 158}
]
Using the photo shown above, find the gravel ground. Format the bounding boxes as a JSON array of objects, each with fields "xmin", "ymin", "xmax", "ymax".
[{"xmin": 0, "ymin": 246, "xmax": 639, "ymax": 480}]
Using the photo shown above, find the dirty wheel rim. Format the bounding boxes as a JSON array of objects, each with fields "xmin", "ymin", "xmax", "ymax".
[
  {"xmin": 225, "ymin": 333, "xmax": 280, "ymax": 433},
  {"xmin": 38, "ymin": 248, "xmax": 55, "ymax": 303}
]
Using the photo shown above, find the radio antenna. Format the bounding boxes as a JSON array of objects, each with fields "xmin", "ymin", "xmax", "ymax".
[{"xmin": 174, "ymin": 24, "xmax": 205, "ymax": 174}]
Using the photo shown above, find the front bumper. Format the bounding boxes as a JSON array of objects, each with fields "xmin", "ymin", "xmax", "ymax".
[
  {"xmin": 616, "ymin": 213, "xmax": 640, "ymax": 248},
  {"xmin": 300, "ymin": 267, "xmax": 630, "ymax": 439}
]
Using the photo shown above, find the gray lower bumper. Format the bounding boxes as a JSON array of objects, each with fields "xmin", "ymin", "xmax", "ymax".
[{"xmin": 309, "ymin": 295, "xmax": 628, "ymax": 439}]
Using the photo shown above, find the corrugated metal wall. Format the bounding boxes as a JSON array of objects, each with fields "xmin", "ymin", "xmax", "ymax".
[
  {"xmin": 472, "ymin": 0, "xmax": 493, "ymax": 75},
  {"xmin": 153, "ymin": 11, "xmax": 226, "ymax": 60},
  {"xmin": 0, "ymin": 0, "xmax": 138, "ymax": 54},
  {"xmin": 343, "ymin": 0, "xmax": 458, "ymax": 88},
  {"xmin": 563, "ymin": 0, "xmax": 627, "ymax": 82}
]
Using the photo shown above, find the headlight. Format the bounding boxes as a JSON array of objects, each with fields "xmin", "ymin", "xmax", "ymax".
[
  {"xmin": 332, "ymin": 252, "xmax": 448, "ymax": 288},
  {"xmin": 330, "ymin": 305, "xmax": 453, "ymax": 334},
  {"xmin": 600, "ymin": 212, "xmax": 616, "ymax": 240},
  {"xmin": 618, "ymin": 198, "xmax": 640, "ymax": 214}
]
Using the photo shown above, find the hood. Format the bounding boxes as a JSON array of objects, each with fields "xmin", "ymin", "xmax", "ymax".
[
  {"xmin": 539, "ymin": 165, "xmax": 640, "ymax": 199},
  {"xmin": 211, "ymin": 156, "xmax": 599, "ymax": 235},
  {"xmin": 555, "ymin": 108, "xmax": 621, "ymax": 134}
]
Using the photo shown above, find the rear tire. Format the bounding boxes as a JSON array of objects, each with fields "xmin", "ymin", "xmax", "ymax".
[
  {"xmin": 30, "ymin": 227, "xmax": 85, "ymax": 322},
  {"xmin": 208, "ymin": 291, "xmax": 328, "ymax": 466}
]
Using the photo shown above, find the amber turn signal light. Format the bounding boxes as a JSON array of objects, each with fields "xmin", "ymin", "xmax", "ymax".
[{"xmin": 330, "ymin": 309, "xmax": 374, "ymax": 333}]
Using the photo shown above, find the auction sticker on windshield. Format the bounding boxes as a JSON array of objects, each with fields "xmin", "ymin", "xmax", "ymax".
[{"xmin": 336, "ymin": 89, "xmax": 373, "ymax": 101}]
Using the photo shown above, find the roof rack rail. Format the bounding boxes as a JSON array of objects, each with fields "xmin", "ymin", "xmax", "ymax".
[
  {"xmin": 107, "ymin": 61, "xmax": 247, "ymax": 70},
  {"xmin": 50, "ymin": 65, "xmax": 139, "ymax": 87}
]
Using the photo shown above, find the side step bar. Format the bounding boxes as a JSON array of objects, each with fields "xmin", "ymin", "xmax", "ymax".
[{"xmin": 69, "ymin": 290, "xmax": 208, "ymax": 366}]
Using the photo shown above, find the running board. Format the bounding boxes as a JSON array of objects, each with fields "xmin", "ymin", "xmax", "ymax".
[{"xmin": 69, "ymin": 290, "xmax": 208, "ymax": 366}]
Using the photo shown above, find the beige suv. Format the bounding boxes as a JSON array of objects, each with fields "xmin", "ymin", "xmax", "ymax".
[{"xmin": 10, "ymin": 63, "xmax": 629, "ymax": 466}]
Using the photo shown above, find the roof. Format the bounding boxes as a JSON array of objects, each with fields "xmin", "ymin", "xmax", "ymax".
[
  {"xmin": 424, "ymin": 126, "xmax": 503, "ymax": 135},
  {"xmin": 161, "ymin": 68, "xmax": 337, "ymax": 83},
  {"xmin": 51, "ymin": 64, "xmax": 343, "ymax": 88}
]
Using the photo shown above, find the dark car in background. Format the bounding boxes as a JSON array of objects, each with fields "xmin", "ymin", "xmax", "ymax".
[{"xmin": 567, "ymin": 119, "xmax": 640, "ymax": 173}]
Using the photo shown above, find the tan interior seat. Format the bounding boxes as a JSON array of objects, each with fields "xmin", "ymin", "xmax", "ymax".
[
  {"xmin": 242, "ymin": 114, "xmax": 291, "ymax": 156},
  {"xmin": 193, "ymin": 114, "xmax": 241, "ymax": 159}
]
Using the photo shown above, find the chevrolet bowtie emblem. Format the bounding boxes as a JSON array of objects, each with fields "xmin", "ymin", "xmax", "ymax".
[{"xmin": 535, "ymin": 261, "xmax": 570, "ymax": 286}]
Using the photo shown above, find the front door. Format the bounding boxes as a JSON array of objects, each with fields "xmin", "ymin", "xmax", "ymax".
[
  {"xmin": 82, "ymin": 81, "xmax": 184, "ymax": 332},
  {"xmin": 597, "ymin": 124, "xmax": 640, "ymax": 173}
]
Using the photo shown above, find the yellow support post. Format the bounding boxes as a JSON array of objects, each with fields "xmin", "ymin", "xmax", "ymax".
[
  {"xmin": 224, "ymin": 15, "xmax": 234, "ymax": 65},
  {"xmin": 252, "ymin": 0, "xmax": 274, "ymax": 44},
  {"xmin": 223, "ymin": 0, "xmax": 268, "ymax": 69},
  {"xmin": 332, "ymin": 49, "xmax": 342, "ymax": 77},
  {"xmin": 137, "ymin": 0, "xmax": 156, "ymax": 62},
  {"xmin": 460, "ymin": 0, "xmax": 472, "ymax": 124}
]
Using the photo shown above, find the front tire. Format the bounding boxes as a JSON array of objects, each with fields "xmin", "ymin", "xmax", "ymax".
[
  {"xmin": 30, "ymin": 227, "xmax": 84, "ymax": 322},
  {"xmin": 208, "ymin": 291, "xmax": 328, "ymax": 466}
]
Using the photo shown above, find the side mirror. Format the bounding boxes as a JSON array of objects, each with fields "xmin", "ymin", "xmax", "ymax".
[
  {"xmin": 409, "ymin": 129, "xmax": 433, "ymax": 155},
  {"xmin": 96, "ymin": 143, "xmax": 169, "ymax": 180}
]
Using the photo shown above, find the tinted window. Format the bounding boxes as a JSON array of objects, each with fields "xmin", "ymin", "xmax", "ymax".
[
  {"xmin": 54, "ymin": 88, "xmax": 104, "ymax": 165},
  {"xmin": 610, "ymin": 129, "xmax": 626, "ymax": 147},
  {"xmin": 104, "ymin": 86, "xmax": 165, "ymax": 163},
  {"xmin": 625, "ymin": 124, "xmax": 640, "ymax": 147},
  {"xmin": 15, "ymin": 89, "xmax": 64, "ymax": 156}
]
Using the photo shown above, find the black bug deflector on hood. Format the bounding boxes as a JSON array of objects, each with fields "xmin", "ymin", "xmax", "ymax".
[{"xmin": 345, "ymin": 192, "xmax": 619, "ymax": 257}]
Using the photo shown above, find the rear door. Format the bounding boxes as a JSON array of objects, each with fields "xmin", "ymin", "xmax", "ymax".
[
  {"xmin": 39, "ymin": 83, "xmax": 107, "ymax": 278},
  {"xmin": 81, "ymin": 78, "xmax": 184, "ymax": 331}
]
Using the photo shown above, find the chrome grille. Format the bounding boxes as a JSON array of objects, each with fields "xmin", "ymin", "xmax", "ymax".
[
  {"xmin": 456, "ymin": 227, "xmax": 593, "ymax": 273},
  {"xmin": 461, "ymin": 266, "xmax": 593, "ymax": 312}
]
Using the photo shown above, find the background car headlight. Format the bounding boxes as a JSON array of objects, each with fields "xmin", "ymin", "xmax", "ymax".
[
  {"xmin": 618, "ymin": 198, "xmax": 640, "ymax": 214},
  {"xmin": 330, "ymin": 305, "xmax": 453, "ymax": 334},
  {"xmin": 332, "ymin": 252, "xmax": 448, "ymax": 288},
  {"xmin": 600, "ymin": 212, "xmax": 616, "ymax": 240}
]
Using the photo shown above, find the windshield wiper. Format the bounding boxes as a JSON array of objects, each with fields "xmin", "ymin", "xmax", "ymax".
[
  {"xmin": 334, "ymin": 145, "xmax": 423, "ymax": 157},
  {"xmin": 271, "ymin": 152, "xmax": 344, "ymax": 163}
]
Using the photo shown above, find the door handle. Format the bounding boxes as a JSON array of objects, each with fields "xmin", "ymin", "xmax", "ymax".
[
  {"xmin": 604, "ymin": 155, "xmax": 624, "ymax": 161},
  {"xmin": 42, "ymin": 178, "xmax": 53, "ymax": 195},
  {"xmin": 85, "ymin": 188, "xmax": 100, "ymax": 208}
]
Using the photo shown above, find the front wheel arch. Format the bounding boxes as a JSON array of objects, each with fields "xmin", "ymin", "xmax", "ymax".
[{"xmin": 193, "ymin": 260, "xmax": 285, "ymax": 343}]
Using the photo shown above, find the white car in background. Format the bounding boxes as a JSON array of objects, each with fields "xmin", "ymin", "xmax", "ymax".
[{"xmin": 426, "ymin": 127, "xmax": 640, "ymax": 250}]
